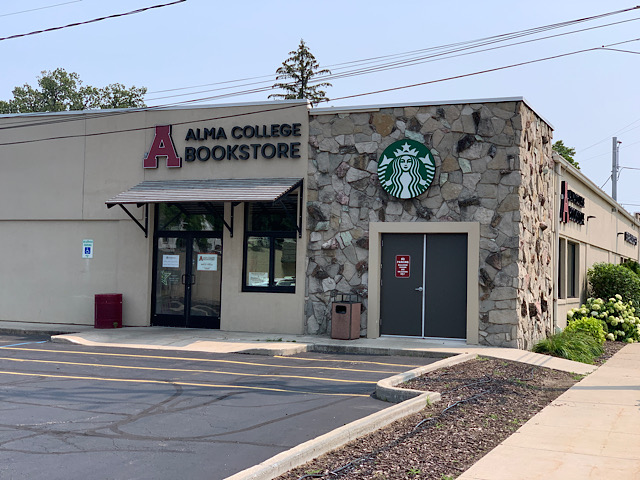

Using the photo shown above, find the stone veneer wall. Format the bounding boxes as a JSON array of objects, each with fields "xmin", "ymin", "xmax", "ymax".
[
  {"xmin": 305, "ymin": 101, "xmax": 554, "ymax": 348},
  {"xmin": 512, "ymin": 106, "xmax": 555, "ymax": 349}
]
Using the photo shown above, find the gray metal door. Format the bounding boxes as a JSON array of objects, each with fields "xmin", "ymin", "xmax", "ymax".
[
  {"xmin": 380, "ymin": 233, "xmax": 467, "ymax": 339},
  {"xmin": 424, "ymin": 233, "xmax": 467, "ymax": 338},
  {"xmin": 380, "ymin": 234, "xmax": 424, "ymax": 336}
]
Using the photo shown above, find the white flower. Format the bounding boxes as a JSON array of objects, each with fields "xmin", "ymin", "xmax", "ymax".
[
  {"xmin": 616, "ymin": 294, "xmax": 623, "ymax": 300},
  {"xmin": 606, "ymin": 333, "xmax": 615, "ymax": 341}
]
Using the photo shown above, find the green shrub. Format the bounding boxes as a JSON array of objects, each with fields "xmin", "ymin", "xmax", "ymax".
[
  {"xmin": 565, "ymin": 316, "xmax": 606, "ymax": 345},
  {"xmin": 621, "ymin": 260, "xmax": 640, "ymax": 277},
  {"xmin": 533, "ymin": 331, "xmax": 603, "ymax": 364},
  {"xmin": 587, "ymin": 263, "xmax": 640, "ymax": 309},
  {"xmin": 568, "ymin": 296, "xmax": 640, "ymax": 343}
]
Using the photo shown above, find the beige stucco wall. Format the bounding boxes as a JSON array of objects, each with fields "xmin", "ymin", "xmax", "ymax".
[
  {"xmin": 0, "ymin": 219, "xmax": 150, "ymax": 325},
  {"xmin": 0, "ymin": 101, "xmax": 309, "ymax": 331},
  {"xmin": 554, "ymin": 157, "xmax": 640, "ymax": 328}
]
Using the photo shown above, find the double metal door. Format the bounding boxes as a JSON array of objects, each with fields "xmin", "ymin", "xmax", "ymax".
[
  {"xmin": 380, "ymin": 233, "xmax": 467, "ymax": 338},
  {"xmin": 152, "ymin": 234, "xmax": 222, "ymax": 329}
]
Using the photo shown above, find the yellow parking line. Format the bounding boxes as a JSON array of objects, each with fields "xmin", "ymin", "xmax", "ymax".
[
  {"xmin": 0, "ymin": 370, "xmax": 370, "ymax": 397},
  {"xmin": 2, "ymin": 347, "xmax": 394, "ymax": 374},
  {"xmin": 0, "ymin": 356, "xmax": 376, "ymax": 384},
  {"xmin": 275, "ymin": 355, "xmax": 422, "ymax": 368}
]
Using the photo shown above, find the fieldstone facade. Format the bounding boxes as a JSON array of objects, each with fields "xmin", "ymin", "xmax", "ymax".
[{"xmin": 304, "ymin": 100, "xmax": 554, "ymax": 348}]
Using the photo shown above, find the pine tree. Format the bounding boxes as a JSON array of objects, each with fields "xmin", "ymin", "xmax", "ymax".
[{"xmin": 269, "ymin": 39, "xmax": 331, "ymax": 106}]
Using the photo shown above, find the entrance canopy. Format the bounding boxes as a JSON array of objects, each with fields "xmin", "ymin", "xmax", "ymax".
[{"xmin": 106, "ymin": 178, "xmax": 303, "ymax": 237}]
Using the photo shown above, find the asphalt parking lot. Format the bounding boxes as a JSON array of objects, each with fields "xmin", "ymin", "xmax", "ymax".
[{"xmin": 0, "ymin": 334, "xmax": 437, "ymax": 480}]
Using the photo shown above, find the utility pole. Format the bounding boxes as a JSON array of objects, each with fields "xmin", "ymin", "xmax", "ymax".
[{"xmin": 612, "ymin": 137, "xmax": 621, "ymax": 201}]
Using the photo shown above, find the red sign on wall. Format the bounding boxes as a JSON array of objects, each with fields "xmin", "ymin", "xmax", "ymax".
[{"xmin": 395, "ymin": 255, "xmax": 410, "ymax": 278}]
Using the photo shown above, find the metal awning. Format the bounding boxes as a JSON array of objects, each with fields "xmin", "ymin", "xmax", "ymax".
[
  {"xmin": 105, "ymin": 178, "xmax": 304, "ymax": 238},
  {"xmin": 106, "ymin": 178, "xmax": 303, "ymax": 205}
]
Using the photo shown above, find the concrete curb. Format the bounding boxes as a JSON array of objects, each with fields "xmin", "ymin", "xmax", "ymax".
[
  {"xmin": 376, "ymin": 353, "xmax": 477, "ymax": 403},
  {"xmin": 238, "ymin": 345, "xmax": 310, "ymax": 355},
  {"xmin": 226, "ymin": 354, "xmax": 473, "ymax": 480},
  {"xmin": 309, "ymin": 343, "xmax": 454, "ymax": 358}
]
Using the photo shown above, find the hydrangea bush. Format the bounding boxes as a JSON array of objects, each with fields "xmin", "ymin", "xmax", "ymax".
[{"xmin": 567, "ymin": 295, "xmax": 640, "ymax": 343}]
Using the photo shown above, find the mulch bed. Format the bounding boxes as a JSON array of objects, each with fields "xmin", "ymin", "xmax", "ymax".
[{"xmin": 276, "ymin": 341, "xmax": 627, "ymax": 480}]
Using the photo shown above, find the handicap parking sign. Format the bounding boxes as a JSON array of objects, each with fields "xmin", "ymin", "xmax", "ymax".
[{"xmin": 82, "ymin": 239, "xmax": 94, "ymax": 259}]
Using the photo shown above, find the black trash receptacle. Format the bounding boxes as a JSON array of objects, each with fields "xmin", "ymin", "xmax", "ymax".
[
  {"xmin": 95, "ymin": 294, "xmax": 122, "ymax": 329},
  {"xmin": 330, "ymin": 294, "xmax": 361, "ymax": 340}
]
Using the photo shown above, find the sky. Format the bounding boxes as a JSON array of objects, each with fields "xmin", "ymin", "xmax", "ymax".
[{"xmin": 1, "ymin": 0, "xmax": 639, "ymax": 211}]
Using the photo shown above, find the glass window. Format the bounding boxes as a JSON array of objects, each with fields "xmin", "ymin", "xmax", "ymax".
[
  {"xmin": 157, "ymin": 203, "xmax": 224, "ymax": 232},
  {"xmin": 568, "ymin": 241, "xmax": 578, "ymax": 298},
  {"xmin": 243, "ymin": 196, "xmax": 297, "ymax": 293},
  {"xmin": 558, "ymin": 239, "xmax": 566, "ymax": 300}
]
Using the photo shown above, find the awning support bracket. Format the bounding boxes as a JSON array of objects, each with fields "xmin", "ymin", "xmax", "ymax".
[
  {"xmin": 274, "ymin": 181, "xmax": 303, "ymax": 238},
  {"xmin": 199, "ymin": 202, "xmax": 234, "ymax": 237},
  {"xmin": 115, "ymin": 203, "xmax": 149, "ymax": 238}
]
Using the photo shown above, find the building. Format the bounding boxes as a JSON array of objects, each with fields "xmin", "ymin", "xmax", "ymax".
[{"xmin": 0, "ymin": 97, "xmax": 637, "ymax": 348}]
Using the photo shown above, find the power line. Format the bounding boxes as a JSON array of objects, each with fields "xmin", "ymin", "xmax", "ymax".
[
  {"xmin": 144, "ymin": 6, "xmax": 640, "ymax": 100},
  {"xmin": 601, "ymin": 47, "xmax": 640, "ymax": 54},
  {"xmin": 145, "ymin": 15, "xmax": 640, "ymax": 104},
  {"xmin": 0, "ymin": 40, "xmax": 620, "ymax": 146},
  {"xmin": 0, "ymin": 1, "xmax": 82, "ymax": 18},
  {"xmin": 2, "ymin": 6, "xmax": 638, "ymax": 129},
  {"xmin": 0, "ymin": 0, "xmax": 186, "ymax": 42}
]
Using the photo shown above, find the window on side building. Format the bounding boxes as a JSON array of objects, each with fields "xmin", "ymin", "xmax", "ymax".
[
  {"xmin": 567, "ymin": 241, "xmax": 579, "ymax": 298},
  {"xmin": 558, "ymin": 238, "xmax": 566, "ymax": 299},
  {"xmin": 243, "ymin": 195, "xmax": 297, "ymax": 293}
]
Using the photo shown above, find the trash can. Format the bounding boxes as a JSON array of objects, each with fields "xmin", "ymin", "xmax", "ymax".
[
  {"xmin": 95, "ymin": 294, "xmax": 122, "ymax": 329},
  {"xmin": 330, "ymin": 294, "xmax": 361, "ymax": 340}
]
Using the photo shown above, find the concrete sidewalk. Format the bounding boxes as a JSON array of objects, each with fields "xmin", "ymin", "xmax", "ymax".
[
  {"xmin": 458, "ymin": 342, "xmax": 640, "ymax": 480},
  {"xmin": 39, "ymin": 324, "xmax": 595, "ymax": 375}
]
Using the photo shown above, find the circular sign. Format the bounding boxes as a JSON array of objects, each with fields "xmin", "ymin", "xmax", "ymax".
[{"xmin": 377, "ymin": 139, "xmax": 436, "ymax": 199}]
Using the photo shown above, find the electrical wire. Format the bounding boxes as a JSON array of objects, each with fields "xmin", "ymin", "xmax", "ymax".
[
  {"xmin": 0, "ymin": 1, "xmax": 82, "ymax": 18},
  {"xmin": 0, "ymin": 40, "xmax": 630, "ymax": 147},
  {"xmin": 2, "ymin": 7, "xmax": 638, "ymax": 131},
  {"xmin": 0, "ymin": 0, "xmax": 186, "ymax": 42},
  {"xmin": 144, "ymin": 5, "xmax": 640, "ymax": 98},
  {"xmin": 145, "ymin": 13, "xmax": 640, "ymax": 103}
]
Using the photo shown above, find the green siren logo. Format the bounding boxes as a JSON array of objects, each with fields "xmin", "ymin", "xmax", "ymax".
[{"xmin": 378, "ymin": 139, "xmax": 436, "ymax": 199}]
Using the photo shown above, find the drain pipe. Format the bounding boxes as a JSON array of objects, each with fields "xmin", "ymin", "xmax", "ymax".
[{"xmin": 552, "ymin": 157, "xmax": 562, "ymax": 334}]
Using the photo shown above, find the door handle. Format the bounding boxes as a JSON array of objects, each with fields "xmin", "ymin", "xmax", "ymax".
[
  {"xmin": 415, "ymin": 286, "xmax": 424, "ymax": 292},
  {"xmin": 181, "ymin": 274, "xmax": 187, "ymax": 285},
  {"xmin": 191, "ymin": 274, "xmax": 196, "ymax": 285}
]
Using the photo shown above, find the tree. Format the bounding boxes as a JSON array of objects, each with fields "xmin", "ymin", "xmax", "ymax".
[
  {"xmin": 269, "ymin": 39, "xmax": 331, "ymax": 106},
  {"xmin": 552, "ymin": 140, "xmax": 579, "ymax": 169},
  {"xmin": 0, "ymin": 68, "xmax": 147, "ymax": 113}
]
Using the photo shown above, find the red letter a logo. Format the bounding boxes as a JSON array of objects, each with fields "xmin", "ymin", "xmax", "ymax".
[{"xmin": 143, "ymin": 125, "xmax": 182, "ymax": 168}]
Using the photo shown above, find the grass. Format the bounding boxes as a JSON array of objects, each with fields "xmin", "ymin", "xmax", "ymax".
[{"xmin": 533, "ymin": 331, "xmax": 603, "ymax": 364}]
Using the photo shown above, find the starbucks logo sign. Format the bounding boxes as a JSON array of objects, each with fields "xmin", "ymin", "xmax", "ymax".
[{"xmin": 378, "ymin": 140, "xmax": 436, "ymax": 199}]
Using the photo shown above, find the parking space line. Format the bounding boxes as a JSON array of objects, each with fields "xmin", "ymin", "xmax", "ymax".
[
  {"xmin": 2, "ymin": 347, "xmax": 398, "ymax": 374},
  {"xmin": 0, "ymin": 370, "xmax": 371, "ymax": 397},
  {"xmin": 0, "ymin": 356, "xmax": 377, "ymax": 384}
]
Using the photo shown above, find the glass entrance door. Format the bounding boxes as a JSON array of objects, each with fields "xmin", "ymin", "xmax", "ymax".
[
  {"xmin": 153, "ymin": 235, "xmax": 222, "ymax": 328},
  {"xmin": 152, "ymin": 204, "xmax": 224, "ymax": 329},
  {"xmin": 188, "ymin": 237, "xmax": 222, "ymax": 328}
]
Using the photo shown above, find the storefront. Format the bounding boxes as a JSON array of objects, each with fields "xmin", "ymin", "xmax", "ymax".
[{"xmin": 0, "ymin": 97, "xmax": 637, "ymax": 348}]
